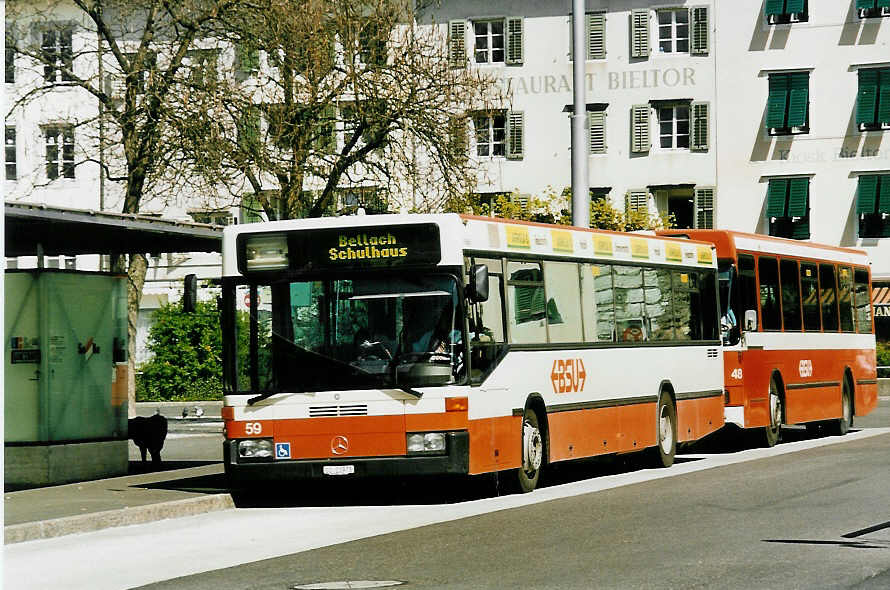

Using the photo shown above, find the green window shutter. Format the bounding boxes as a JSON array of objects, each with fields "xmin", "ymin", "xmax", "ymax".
[
  {"xmin": 506, "ymin": 110, "xmax": 524, "ymax": 159},
  {"xmin": 237, "ymin": 106, "xmax": 260, "ymax": 149},
  {"xmin": 857, "ymin": 69, "xmax": 879, "ymax": 127},
  {"xmin": 691, "ymin": 101, "xmax": 709, "ymax": 151},
  {"xmin": 589, "ymin": 110, "xmax": 606, "ymax": 154},
  {"xmin": 765, "ymin": 0, "xmax": 786, "ymax": 18},
  {"xmin": 631, "ymin": 104, "xmax": 650, "ymax": 153},
  {"xmin": 878, "ymin": 175, "xmax": 890, "ymax": 214},
  {"xmin": 786, "ymin": 0, "xmax": 805, "ymax": 14},
  {"xmin": 237, "ymin": 43, "xmax": 259, "ymax": 73},
  {"xmin": 878, "ymin": 0, "xmax": 890, "ymax": 8},
  {"xmin": 506, "ymin": 17, "xmax": 524, "ymax": 65},
  {"xmin": 588, "ymin": 13, "xmax": 606, "ymax": 60},
  {"xmin": 787, "ymin": 72, "xmax": 809, "ymax": 129},
  {"xmin": 790, "ymin": 219, "xmax": 810, "ymax": 240},
  {"xmin": 857, "ymin": 175, "xmax": 879, "ymax": 215},
  {"xmin": 690, "ymin": 6, "xmax": 709, "ymax": 55},
  {"xmin": 857, "ymin": 0, "xmax": 877, "ymax": 9},
  {"xmin": 449, "ymin": 20, "xmax": 466, "ymax": 68},
  {"xmin": 694, "ymin": 187, "xmax": 715, "ymax": 229},
  {"xmin": 630, "ymin": 9, "xmax": 649, "ymax": 59},
  {"xmin": 766, "ymin": 178, "xmax": 789, "ymax": 218},
  {"xmin": 766, "ymin": 74, "xmax": 789, "ymax": 130},
  {"xmin": 787, "ymin": 177, "xmax": 809, "ymax": 218},
  {"xmin": 877, "ymin": 69, "xmax": 890, "ymax": 126}
]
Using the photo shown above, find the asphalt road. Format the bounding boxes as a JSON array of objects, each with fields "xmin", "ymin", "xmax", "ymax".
[{"xmin": 111, "ymin": 427, "xmax": 890, "ymax": 590}]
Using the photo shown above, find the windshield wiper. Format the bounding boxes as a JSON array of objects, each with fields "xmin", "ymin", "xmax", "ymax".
[
  {"xmin": 247, "ymin": 390, "xmax": 276, "ymax": 406},
  {"xmin": 397, "ymin": 386, "xmax": 423, "ymax": 399}
]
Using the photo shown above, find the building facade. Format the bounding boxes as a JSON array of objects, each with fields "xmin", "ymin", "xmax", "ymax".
[{"xmin": 6, "ymin": 1, "xmax": 890, "ymax": 344}]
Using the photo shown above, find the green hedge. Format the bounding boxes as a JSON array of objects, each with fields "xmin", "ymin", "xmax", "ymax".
[{"xmin": 878, "ymin": 341, "xmax": 890, "ymax": 378}]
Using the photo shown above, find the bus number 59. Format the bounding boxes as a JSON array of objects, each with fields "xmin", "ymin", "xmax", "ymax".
[{"xmin": 245, "ymin": 422, "xmax": 262, "ymax": 435}]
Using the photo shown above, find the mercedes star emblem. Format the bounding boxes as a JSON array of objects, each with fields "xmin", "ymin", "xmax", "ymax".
[{"xmin": 331, "ymin": 435, "xmax": 349, "ymax": 455}]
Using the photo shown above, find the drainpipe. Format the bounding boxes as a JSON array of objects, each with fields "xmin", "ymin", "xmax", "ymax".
[{"xmin": 571, "ymin": 0, "xmax": 589, "ymax": 228}]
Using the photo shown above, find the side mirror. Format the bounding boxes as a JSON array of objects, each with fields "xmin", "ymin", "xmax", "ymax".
[
  {"xmin": 466, "ymin": 264, "xmax": 489, "ymax": 303},
  {"xmin": 183, "ymin": 274, "xmax": 197, "ymax": 313},
  {"xmin": 744, "ymin": 309, "xmax": 757, "ymax": 332}
]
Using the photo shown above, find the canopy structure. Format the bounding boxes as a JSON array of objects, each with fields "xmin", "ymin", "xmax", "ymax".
[
  {"xmin": 874, "ymin": 285, "xmax": 890, "ymax": 318},
  {"xmin": 5, "ymin": 202, "xmax": 223, "ymax": 257}
]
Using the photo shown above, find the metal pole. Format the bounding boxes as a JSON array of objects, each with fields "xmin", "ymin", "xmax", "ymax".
[{"xmin": 571, "ymin": 0, "xmax": 589, "ymax": 228}]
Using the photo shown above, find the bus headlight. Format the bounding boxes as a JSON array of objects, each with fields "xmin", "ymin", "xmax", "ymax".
[
  {"xmin": 407, "ymin": 432, "xmax": 446, "ymax": 455},
  {"xmin": 238, "ymin": 438, "xmax": 274, "ymax": 459}
]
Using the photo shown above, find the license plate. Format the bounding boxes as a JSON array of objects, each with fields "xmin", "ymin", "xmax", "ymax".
[{"xmin": 323, "ymin": 465, "xmax": 355, "ymax": 476}]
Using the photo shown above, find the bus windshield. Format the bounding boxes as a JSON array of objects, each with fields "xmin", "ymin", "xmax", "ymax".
[{"xmin": 237, "ymin": 274, "xmax": 463, "ymax": 394}]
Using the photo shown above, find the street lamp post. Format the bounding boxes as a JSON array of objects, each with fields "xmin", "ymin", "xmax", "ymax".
[{"xmin": 571, "ymin": 0, "xmax": 590, "ymax": 228}]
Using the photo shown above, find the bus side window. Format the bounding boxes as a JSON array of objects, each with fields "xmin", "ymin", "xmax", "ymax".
[
  {"xmin": 582, "ymin": 263, "xmax": 615, "ymax": 342},
  {"xmin": 819, "ymin": 263, "xmax": 839, "ymax": 332},
  {"xmin": 543, "ymin": 261, "xmax": 582, "ymax": 343},
  {"xmin": 838, "ymin": 266, "xmax": 855, "ymax": 333},
  {"xmin": 758, "ymin": 256, "xmax": 781, "ymax": 331},
  {"xmin": 800, "ymin": 263, "xmax": 821, "ymax": 331},
  {"xmin": 738, "ymin": 255, "xmax": 757, "ymax": 331},
  {"xmin": 780, "ymin": 259, "xmax": 801, "ymax": 331},
  {"xmin": 468, "ymin": 258, "xmax": 507, "ymax": 383},
  {"xmin": 853, "ymin": 268, "xmax": 872, "ymax": 334}
]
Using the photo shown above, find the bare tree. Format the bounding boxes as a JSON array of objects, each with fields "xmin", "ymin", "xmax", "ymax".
[
  {"xmin": 6, "ymin": 0, "xmax": 238, "ymax": 413},
  {"xmin": 174, "ymin": 0, "xmax": 507, "ymax": 221}
]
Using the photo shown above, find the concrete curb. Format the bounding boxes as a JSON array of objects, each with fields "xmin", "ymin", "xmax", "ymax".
[{"xmin": 4, "ymin": 493, "xmax": 235, "ymax": 545}]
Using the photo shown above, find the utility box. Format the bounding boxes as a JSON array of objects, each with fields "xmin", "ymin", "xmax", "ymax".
[{"xmin": 5, "ymin": 270, "xmax": 129, "ymax": 488}]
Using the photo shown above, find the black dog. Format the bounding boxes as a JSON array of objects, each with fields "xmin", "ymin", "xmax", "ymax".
[{"xmin": 129, "ymin": 414, "xmax": 168, "ymax": 465}]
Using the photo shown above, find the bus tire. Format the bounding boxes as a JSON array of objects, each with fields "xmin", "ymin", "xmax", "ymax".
[
  {"xmin": 828, "ymin": 378, "xmax": 853, "ymax": 437},
  {"xmin": 761, "ymin": 376, "xmax": 783, "ymax": 448},
  {"xmin": 649, "ymin": 393, "xmax": 677, "ymax": 468},
  {"xmin": 511, "ymin": 407, "xmax": 544, "ymax": 493}
]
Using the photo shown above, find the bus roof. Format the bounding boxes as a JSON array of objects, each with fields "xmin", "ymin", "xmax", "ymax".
[
  {"xmin": 657, "ymin": 229, "xmax": 870, "ymax": 267},
  {"xmin": 222, "ymin": 214, "xmax": 719, "ymax": 277}
]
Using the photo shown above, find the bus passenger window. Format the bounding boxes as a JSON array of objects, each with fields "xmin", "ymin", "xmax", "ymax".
[
  {"xmin": 614, "ymin": 265, "xmax": 646, "ymax": 342},
  {"xmin": 780, "ymin": 259, "xmax": 801, "ymax": 331},
  {"xmin": 544, "ymin": 261, "xmax": 582, "ymax": 343},
  {"xmin": 838, "ymin": 266, "xmax": 855, "ymax": 333},
  {"xmin": 853, "ymin": 269, "xmax": 872, "ymax": 334},
  {"xmin": 582, "ymin": 264, "xmax": 615, "ymax": 342},
  {"xmin": 758, "ymin": 257, "xmax": 781, "ymax": 331},
  {"xmin": 738, "ymin": 255, "xmax": 757, "ymax": 331},
  {"xmin": 507, "ymin": 261, "xmax": 546, "ymax": 344},
  {"xmin": 646, "ymin": 268, "xmax": 675, "ymax": 341},
  {"xmin": 819, "ymin": 264, "xmax": 839, "ymax": 332},
  {"xmin": 800, "ymin": 263, "xmax": 820, "ymax": 331}
]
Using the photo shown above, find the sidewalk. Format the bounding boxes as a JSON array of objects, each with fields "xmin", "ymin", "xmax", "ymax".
[
  {"xmin": 5, "ymin": 402, "xmax": 230, "ymax": 544},
  {"xmin": 4, "ymin": 463, "xmax": 232, "ymax": 544}
]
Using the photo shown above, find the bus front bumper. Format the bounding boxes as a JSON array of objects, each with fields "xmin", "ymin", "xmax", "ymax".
[{"xmin": 224, "ymin": 430, "xmax": 469, "ymax": 483}]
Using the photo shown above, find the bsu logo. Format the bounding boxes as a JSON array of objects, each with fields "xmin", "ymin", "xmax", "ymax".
[{"xmin": 551, "ymin": 359, "xmax": 587, "ymax": 394}]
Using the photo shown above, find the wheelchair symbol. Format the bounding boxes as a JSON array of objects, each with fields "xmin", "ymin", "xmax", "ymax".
[{"xmin": 275, "ymin": 442, "xmax": 291, "ymax": 459}]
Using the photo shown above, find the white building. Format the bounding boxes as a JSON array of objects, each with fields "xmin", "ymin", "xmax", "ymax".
[{"xmin": 6, "ymin": 0, "xmax": 890, "ymax": 348}]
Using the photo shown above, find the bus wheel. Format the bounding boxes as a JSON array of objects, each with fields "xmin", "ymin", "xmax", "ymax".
[
  {"xmin": 828, "ymin": 378, "xmax": 853, "ymax": 437},
  {"xmin": 649, "ymin": 393, "xmax": 676, "ymax": 468},
  {"xmin": 516, "ymin": 408, "xmax": 544, "ymax": 493},
  {"xmin": 762, "ymin": 377, "xmax": 783, "ymax": 448}
]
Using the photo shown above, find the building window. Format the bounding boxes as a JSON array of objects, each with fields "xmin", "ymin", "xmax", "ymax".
[
  {"xmin": 856, "ymin": 68, "xmax": 890, "ymax": 131},
  {"xmin": 5, "ymin": 32, "xmax": 15, "ymax": 84},
  {"xmin": 766, "ymin": 177, "xmax": 810, "ymax": 239},
  {"xmin": 41, "ymin": 27, "xmax": 74, "ymax": 83},
  {"xmin": 44, "ymin": 125, "xmax": 75, "ymax": 180},
  {"xmin": 765, "ymin": 0, "xmax": 808, "ymax": 24},
  {"xmin": 657, "ymin": 9, "xmax": 689, "ymax": 53},
  {"xmin": 857, "ymin": 174, "xmax": 890, "ymax": 238},
  {"xmin": 658, "ymin": 104, "xmax": 690, "ymax": 149},
  {"xmin": 358, "ymin": 23, "xmax": 388, "ymax": 66},
  {"xmin": 857, "ymin": 1, "xmax": 890, "ymax": 19},
  {"xmin": 121, "ymin": 51, "xmax": 156, "ymax": 95},
  {"xmin": 473, "ymin": 111, "xmax": 506, "ymax": 157},
  {"xmin": 766, "ymin": 72, "xmax": 809, "ymax": 135},
  {"xmin": 185, "ymin": 49, "xmax": 219, "ymax": 87},
  {"xmin": 5, "ymin": 126, "xmax": 16, "ymax": 180},
  {"xmin": 189, "ymin": 210, "xmax": 234, "ymax": 226},
  {"xmin": 473, "ymin": 20, "xmax": 505, "ymax": 64}
]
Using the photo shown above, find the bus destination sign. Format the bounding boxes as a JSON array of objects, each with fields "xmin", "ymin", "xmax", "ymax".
[{"xmin": 291, "ymin": 223, "xmax": 441, "ymax": 271}]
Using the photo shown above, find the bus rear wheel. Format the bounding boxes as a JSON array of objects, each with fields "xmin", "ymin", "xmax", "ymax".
[
  {"xmin": 761, "ymin": 377, "xmax": 783, "ymax": 448},
  {"xmin": 649, "ymin": 393, "xmax": 676, "ymax": 468},
  {"xmin": 828, "ymin": 378, "xmax": 853, "ymax": 437}
]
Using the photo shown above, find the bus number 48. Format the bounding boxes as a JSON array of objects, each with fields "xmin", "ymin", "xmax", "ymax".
[{"xmin": 730, "ymin": 368, "xmax": 743, "ymax": 380}]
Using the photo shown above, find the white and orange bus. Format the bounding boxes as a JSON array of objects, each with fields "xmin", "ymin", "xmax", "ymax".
[
  {"xmin": 659, "ymin": 230, "xmax": 878, "ymax": 446},
  {"xmin": 220, "ymin": 214, "xmax": 725, "ymax": 492}
]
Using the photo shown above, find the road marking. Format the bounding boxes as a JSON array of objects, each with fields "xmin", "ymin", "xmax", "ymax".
[{"xmin": 8, "ymin": 428, "xmax": 890, "ymax": 590}]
